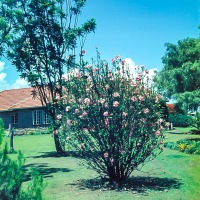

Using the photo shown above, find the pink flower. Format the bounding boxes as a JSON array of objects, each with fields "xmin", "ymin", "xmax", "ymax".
[
  {"xmin": 57, "ymin": 114, "xmax": 62, "ymax": 120},
  {"xmin": 75, "ymin": 109, "xmax": 79, "ymax": 113},
  {"xmin": 120, "ymin": 147, "xmax": 125, "ymax": 154},
  {"xmin": 67, "ymin": 119, "xmax": 71, "ymax": 125},
  {"xmin": 108, "ymin": 72, "xmax": 112, "ymax": 77},
  {"xmin": 115, "ymin": 55, "xmax": 120, "ymax": 60},
  {"xmin": 105, "ymin": 117, "xmax": 109, "ymax": 125},
  {"xmin": 157, "ymin": 118, "xmax": 164, "ymax": 124},
  {"xmin": 155, "ymin": 130, "xmax": 161, "ymax": 136},
  {"xmin": 130, "ymin": 82, "xmax": 136, "ymax": 87},
  {"xmin": 166, "ymin": 122, "xmax": 170, "ymax": 127},
  {"xmin": 159, "ymin": 126, "xmax": 164, "ymax": 130},
  {"xmin": 104, "ymin": 102, "xmax": 108, "ymax": 108},
  {"xmin": 131, "ymin": 96, "xmax": 137, "ymax": 102},
  {"xmin": 121, "ymin": 60, "xmax": 126, "ymax": 65},
  {"xmin": 56, "ymin": 95, "xmax": 60, "ymax": 101},
  {"xmin": 99, "ymin": 98, "xmax": 105, "ymax": 104},
  {"xmin": 139, "ymin": 95, "xmax": 145, "ymax": 101},
  {"xmin": 66, "ymin": 55, "xmax": 70, "ymax": 60},
  {"xmin": 103, "ymin": 152, "xmax": 109, "ymax": 158},
  {"xmin": 61, "ymin": 76, "xmax": 68, "ymax": 82},
  {"xmin": 66, "ymin": 106, "xmax": 70, "ymax": 112},
  {"xmin": 113, "ymin": 101, "xmax": 119, "ymax": 107},
  {"xmin": 136, "ymin": 77, "xmax": 141, "ymax": 82},
  {"xmin": 81, "ymin": 50, "xmax": 86, "ymax": 55},
  {"xmin": 111, "ymin": 58, "xmax": 116, "ymax": 63},
  {"xmin": 83, "ymin": 128, "xmax": 88, "ymax": 132},
  {"xmin": 105, "ymin": 84, "xmax": 110, "ymax": 90},
  {"xmin": 155, "ymin": 95, "xmax": 160, "ymax": 103},
  {"xmin": 86, "ymin": 77, "xmax": 92, "ymax": 84},
  {"xmin": 103, "ymin": 111, "xmax": 108, "ymax": 117},
  {"xmin": 122, "ymin": 112, "xmax": 127, "ymax": 117},
  {"xmin": 92, "ymin": 68, "xmax": 98, "ymax": 73},
  {"xmin": 82, "ymin": 111, "xmax": 88, "ymax": 116},
  {"xmin": 143, "ymin": 108, "xmax": 149, "ymax": 114},
  {"xmin": 54, "ymin": 129, "xmax": 58, "ymax": 135},
  {"xmin": 113, "ymin": 92, "xmax": 120, "ymax": 97},
  {"xmin": 77, "ymin": 73, "xmax": 82, "ymax": 78},
  {"xmin": 84, "ymin": 98, "xmax": 90, "ymax": 105}
]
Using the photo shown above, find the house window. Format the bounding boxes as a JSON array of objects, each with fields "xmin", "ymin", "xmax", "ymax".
[
  {"xmin": 32, "ymin": 110, "xmax": 41, "ymax": 125},
  {"xmin": 43, "ymin": 111, "xmax": 51, "ymax": 124},
  {"xmin": 11, "ymin": 113, "xmax": 18, "ymax": 124}
]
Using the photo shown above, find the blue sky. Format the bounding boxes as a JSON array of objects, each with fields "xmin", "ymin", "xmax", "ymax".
[{"xmin": 0, "ymin": 0, "xmax": 199, "ymax": 91}]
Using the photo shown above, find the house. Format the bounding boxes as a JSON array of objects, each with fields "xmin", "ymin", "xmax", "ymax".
[
  {"xmin": 166, "ymin": 104, "xmax": 176, "ymax": 113},
  {"xmin": 0, "ymin": 87, "xmax": 51, "ymax": 129}
]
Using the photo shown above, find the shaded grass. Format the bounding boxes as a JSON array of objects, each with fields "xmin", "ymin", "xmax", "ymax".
[{"xmin": 3, "ymin": 130, "xmax": 200, "ymax": 200}]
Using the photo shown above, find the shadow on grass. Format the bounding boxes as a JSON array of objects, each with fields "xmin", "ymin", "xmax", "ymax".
[
  {"xmin": 23, "ymin": 163, "xmax": 72, "ymax": 182},
  {"xmin": 27, "ymin": 151, "xmax": 83, "ymax": 159},
  {"xmin": 69, "ymin": 176, "xmax": 182, "ymax": 194}
]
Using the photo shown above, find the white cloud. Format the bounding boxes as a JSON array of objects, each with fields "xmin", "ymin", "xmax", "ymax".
[
  {"xmin": 124, "ymin": 58, "xmax": 136, "ymax": 72},
  {"xmin": 0, "ymin": 61, "xmax": 8, "ymax": 91},
  {"xmin": 11, "ymin": 78, "xmax": 29, "ymax": 89},
  {"xmin": 0, "ymin": 61, "xmax": 5, "ymax": 72},
  {"xmin": 0, "ymin": 72, "xmax": 7, "ymax": 82},
  {"xmin": 120, "ymin": 58, "xmax": 158, "ymax": 86},
  {"xmin": 0, "ymin": 61, "xmax": 6, "ymax": 82},
  {"xmin": 0, "ymin": 60, "xmax": 29, "ymax": 91}
]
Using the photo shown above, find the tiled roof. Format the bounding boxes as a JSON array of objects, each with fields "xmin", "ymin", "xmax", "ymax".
[
  {"xmin": 0, "ymin": 87, "xmax": 43, "ymax": 112},
  {"xmin": 166, "ymin": 104, "xmax": 175, "ymax": 113}
]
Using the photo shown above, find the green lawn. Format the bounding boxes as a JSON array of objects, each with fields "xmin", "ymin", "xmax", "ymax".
[{"xmin": 3, "ymin": 130, "xmax": 200, "ymax": 200}]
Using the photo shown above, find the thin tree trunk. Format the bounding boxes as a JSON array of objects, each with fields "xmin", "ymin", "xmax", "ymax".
[
  {"xmin": 9, "ymin": 124, "xmax": 14, "ymax": 153},
  {"xmin": 53, "ymin": 133, "xmax": 65, "ymax": 154}
]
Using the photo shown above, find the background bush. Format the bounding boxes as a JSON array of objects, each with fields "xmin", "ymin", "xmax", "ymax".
[
  {"xmin": 168, "ymin": 113, "xmax": 193, "ymax": 127},
  {"xmin": 164, "ymin": 139, "xmax": 200, "ymax": 154}
]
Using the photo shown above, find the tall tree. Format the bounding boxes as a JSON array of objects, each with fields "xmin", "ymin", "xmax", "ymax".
[
  {"xmin": 155, "ymin": 34, "xmax": 200, "ymax": 112},
  {"xmin": 0, "ymin": 0, "xmax": 96, "ymax": 154}
]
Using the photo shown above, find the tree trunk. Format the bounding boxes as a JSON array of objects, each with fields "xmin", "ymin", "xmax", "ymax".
[
  {"xmin": 53, "ymin": 133, "xmax": 65, "ymax": 154},
  {"xmin": 9, "ymin": 124, "xmax": 14, "ymax": 153}
]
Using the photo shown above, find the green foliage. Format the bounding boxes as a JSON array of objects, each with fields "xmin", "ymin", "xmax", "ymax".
[
  {"xmin": 19, "ymin": 170, "xmax": 44, "ymax": 200},
  {"xmin": 190, "ymin": 112, "xmax": 200, "ymax": 132},
  {"xmin": 164, "ymin": 139, "xmax": 200, "ymax": 155},
  {"xmin": 0, "ymin": 118, "xmax": 4, "ymax": 146},
  {"xmin": 168, "ymin": 113, "xmax": 193, "ymax": 127},
  {"xmin": 0, "ymin": 144, "xmax": 24, "ymax": 200},
  {"xmin": 59, "ymin": 54, "xmax": 168, "ymax": 185},
  {"xmin": 155, "ymin": 34, "xmax": 200, "ymax": 112},
  {"xmin": 0, "ymin": 0, "xmax": 96, "ymax": 153},
  {"xmin": 0, "ymin": 124, "xmax": 44, "ymax": 199}
]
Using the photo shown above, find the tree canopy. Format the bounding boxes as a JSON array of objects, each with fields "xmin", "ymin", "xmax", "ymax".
[
  {"xmin": 155, "ymin": 34, "xmax": 200, "ymax": 112},
  {"xmin": 0, "ymin": 0, "xmax": 96, "ymax": 153}
]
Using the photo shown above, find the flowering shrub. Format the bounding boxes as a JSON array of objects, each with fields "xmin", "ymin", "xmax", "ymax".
[{"xmin": 61, "ymin": 54, "xmax": 168, "ymax": 184}]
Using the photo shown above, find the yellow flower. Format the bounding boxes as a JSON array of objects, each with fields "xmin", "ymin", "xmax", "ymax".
[{"xmin": 179, "ymin": 143, "xmax": 185, "ymax": 151}]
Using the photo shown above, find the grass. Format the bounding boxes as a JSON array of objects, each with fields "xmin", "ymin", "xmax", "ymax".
[{"xmin": 3, "ymin": 129, "xmax": 200, "ymax": 200}]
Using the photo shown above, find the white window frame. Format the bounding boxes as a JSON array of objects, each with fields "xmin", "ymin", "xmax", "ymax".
[
  {"xmin": 11, "ymin": 112, "xmax": 18, "ymax": 124},
  {"xmin": 43, "ymin": 111, "xmax": 51, "ymax": 124},
  {"xmin": 32, "ymin": 110, "xmax": 41, "ymax": 125}
]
